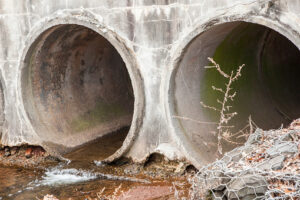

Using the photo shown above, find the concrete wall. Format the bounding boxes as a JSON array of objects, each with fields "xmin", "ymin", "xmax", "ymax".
[{"xmin": 0, "ymin": 0, "xmax": 300, "ymax": 168}]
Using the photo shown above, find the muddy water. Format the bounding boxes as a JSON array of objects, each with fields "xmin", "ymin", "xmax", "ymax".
[{"xmin": 0, "ymin": 128, "xmax": 185, "ymax": 200}]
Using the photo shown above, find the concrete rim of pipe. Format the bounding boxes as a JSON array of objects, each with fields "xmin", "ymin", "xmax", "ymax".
[
  {"xmin": 165, "ymin": 14, "xmax": 300, "ymax": 169},
  {"xmin": 18, "ymin": 11, "xmax": 145, "ymax": 162},
  {"xmin": 0, "ymin": 74, "xmax": 5, "ymax": 137}
]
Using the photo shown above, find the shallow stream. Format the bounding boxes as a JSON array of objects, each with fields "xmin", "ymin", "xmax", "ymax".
[{"xmin": 0, "ymin": 128, "xmax": 176, "ymax": 200}]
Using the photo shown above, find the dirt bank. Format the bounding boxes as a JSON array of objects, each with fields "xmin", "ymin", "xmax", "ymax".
[{"xmin": 0, "ymin": 145, "xmax": 59, "ymax": 168}]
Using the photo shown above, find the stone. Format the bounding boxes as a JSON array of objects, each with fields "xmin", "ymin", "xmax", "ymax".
[
  {"xmin": 279, "ymin": 131, "xmax": 294, "ymax": 142},
  {"xmin": 214, "ymin": 184, "xmax": 226, "ymax": 191},
  {"xmin": 266, "ymin": 142, "xmax": 298, "ymax": 157},
  {"xmin": 118, "ymin": 185, "xmax": 173, "ymax": 200},
  {"xmin": 25, "ymin": 147, "xmax": 33, "ymax": 158},
  {"xmin": 225, "ymin": 174, "xmax": 267, "ymax": 199},
  {"xmin": 257, "ymin": 155, "xmax": 285, "ymax": 170},
  {"xmin": 224, "ymin": 147, "xmax": 243, "ymax": 163},
  {"xmin": 32, "ymin": 147, "xmax": 45, "ymax": 156},
  {"xmin": 4, "ymin": 147, "xmax": 11, "ymax": 157},
  {"xmin": 206, "ymin": 172, "xmax": 232, "ymax": 192},
  {"xmin": 241, "ymin": 194, "xmax": 264, "ymax": 200},
  {"xmin": 222, "ymin": 146, "xmax": 253, "ymax": 165},
  {"xmin": 44, "ymin": 155, "xmax": 60, "ymax": 162},
  {"xmin": 10, "ymin": 147, "xmax": 19, "ymax": 155},
  {"xmin": 274, "ymin": 131, "xmax": 295, "ymax": 145},
  {"xmin": 43, "ymin": 194, "xmax": 59, "ymax": 200},
  {"xmin": 212, "ymin": 190, "xmax": 226, "ymax": 200},
  {"xmin": 174, "ymin": 162, "xmax": 188, "ymax": 174},
  {"xmin": 124, "ymin": 164, "xmax": 141, "ymax": 175},
  {"xmin": 245, "ymin": 129, "xmax": 263, "ymax": 145}
]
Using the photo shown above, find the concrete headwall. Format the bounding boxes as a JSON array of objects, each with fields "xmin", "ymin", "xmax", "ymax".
[{"xmin": 0, "ymin": 0, "xmax": 300, "ymax": 168}]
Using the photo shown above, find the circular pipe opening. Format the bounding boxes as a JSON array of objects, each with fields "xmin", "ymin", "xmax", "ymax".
[
  {"xmin": 171, "ymin": 22, "xmax": 300, "ymax": 163},
  {"xmin": 22, "ymin": 24, "xmax": 135, "ymax": 159}
]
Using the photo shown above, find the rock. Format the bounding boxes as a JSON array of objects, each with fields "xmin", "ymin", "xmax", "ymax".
[
  {"xmin": 118, "ymin": 185, "xmax": 173, "ymax": 200},
  {"xmin": 124, "ymin": 164, "xmax": 141, "ymax": 175},
  {"xmin": 43, "ymin": 194, "xmax": 59, "ymax": 200},
  {"xmin": 25, "ymin": 147, "xmax": 33, "ymax": 158},
  {"xmin": 225, "ymin": 174, "xmax": 267, "ymax": 199},
  {"xmin": 32, "ymin": 147, "xmax": 45, "ymax": 156},
  {"xmin": 4, "ymin": 151, "xmax": 11, "ymax": 157},
  {"xmin": 212, "ymin": 190, "xmax": 226, "ymax": 200},
  {"xmin": 274, "ymin": 131, "xmax": 295, "ymax": 145},
  {"xmin": 257, "ymin": 155, "xmax": 285, "ymax": 170},
  {"xmin": 290, "ymin": 119, "xmax": 300, "ymax": 129},
  {"xmin": 266, "ymin": 142, "xmax": 298, "ymax": 157},
  {"xmin": 214, "ymin": 184, "xmax": 226, "ymax": 191},
  {"xmin": 10, "ymin": 147, "xmax": 19, "ymax": 155},
  {"xmin": 206, "ymin": 172, "xmax": 231, "ymax": 191},
  {"xmin": 223, "ymin": 147, "xmax": 243, "ymax": 163},
  {"xmin": 45, "ymin": 155, "xmax": 60, "ymax": 162},
  {"xmin": 4, "ymin": 147, "xmax": 11, "ymax": 157},
  {"xmin": 222, "ymin": 146, "xmax": 253, "ymax": 165},
  {"xmin": 241, "ymin": 194, "xmax": 264, "ymax": 200},
  {"xmin": 279, "ymin": 131, "xmax": 294, "ymax": 142},
  {"xmin": 174, "ymin": 162, "xmax": 188, "ymax": 174},
  {"xmin": 245, "ymin": 129, "xmax": 263, "ymax": 145}
]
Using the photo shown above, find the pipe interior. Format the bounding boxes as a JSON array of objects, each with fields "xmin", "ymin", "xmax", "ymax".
[
  {"xmin": 173, "ymin": 22, "xmax": 300, "ymax": 162},
  {"xmin": 22, "ymin": 25, "xmax": 134, "ymax": 155}
]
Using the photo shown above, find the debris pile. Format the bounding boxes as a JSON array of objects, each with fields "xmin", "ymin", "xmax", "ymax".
[
  {"xmin": 0, "ymin": 145, "xmax": 55, "ymax": 168},
  {"xmin": 190, "ymin": 119, "xmax": 300, "ymax": 200}
]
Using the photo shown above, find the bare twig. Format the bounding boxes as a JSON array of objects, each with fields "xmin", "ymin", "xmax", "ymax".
[{"xmin": 201, "ymin": 57, "xmax": 246, "ymax": 154}]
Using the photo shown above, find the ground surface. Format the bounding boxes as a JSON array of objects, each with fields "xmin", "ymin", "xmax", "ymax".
[{"xmin": 0, "ymin": 120, "xmax": 299, "ymax": 200}]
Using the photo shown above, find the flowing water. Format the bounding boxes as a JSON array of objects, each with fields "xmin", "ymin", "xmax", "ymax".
[
  {"xmin": 0, "ymin": 128, "xmax": 166, "ymax": 200},
  {"xmin": 0, "ymin": 164, "xmax": 152, "ymax": 200},
  {"xmin": 0, "ymin": 128, "xmax": 189, "ymax": 200}
]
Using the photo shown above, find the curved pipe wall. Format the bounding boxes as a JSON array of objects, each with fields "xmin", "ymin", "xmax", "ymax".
[
  {"xmin": 22, "ymin": 24, "xmax": 134, "ymax": 156},
  {"xmin": 16, "ymin": 13, "xmax": 145, "ymax": 161},
  {"xmin": 169, "ymin": 21, "xmax": 300, "ymax": 164},
  {"xmin": 0, "ymin": 1, "xmax": 300, "ymax": 167}
]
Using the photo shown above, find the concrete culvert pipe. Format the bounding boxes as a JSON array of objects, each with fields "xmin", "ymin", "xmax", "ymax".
[
  {"xmin": 171, "ymin": 22, "xmax": 300, "ymax": 163},
  {"xmin": 22, "ymin": 24, "xmax": 135, "ymax": 158}
]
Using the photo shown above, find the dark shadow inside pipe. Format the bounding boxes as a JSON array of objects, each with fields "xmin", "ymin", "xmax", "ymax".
[
  {"xmin": 173, "ymin": 22, "xmax": 300, "ymax": 162},
  {"xmin": 22, "ymin": 25, "xmax": 134, "ymax": 158}
]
